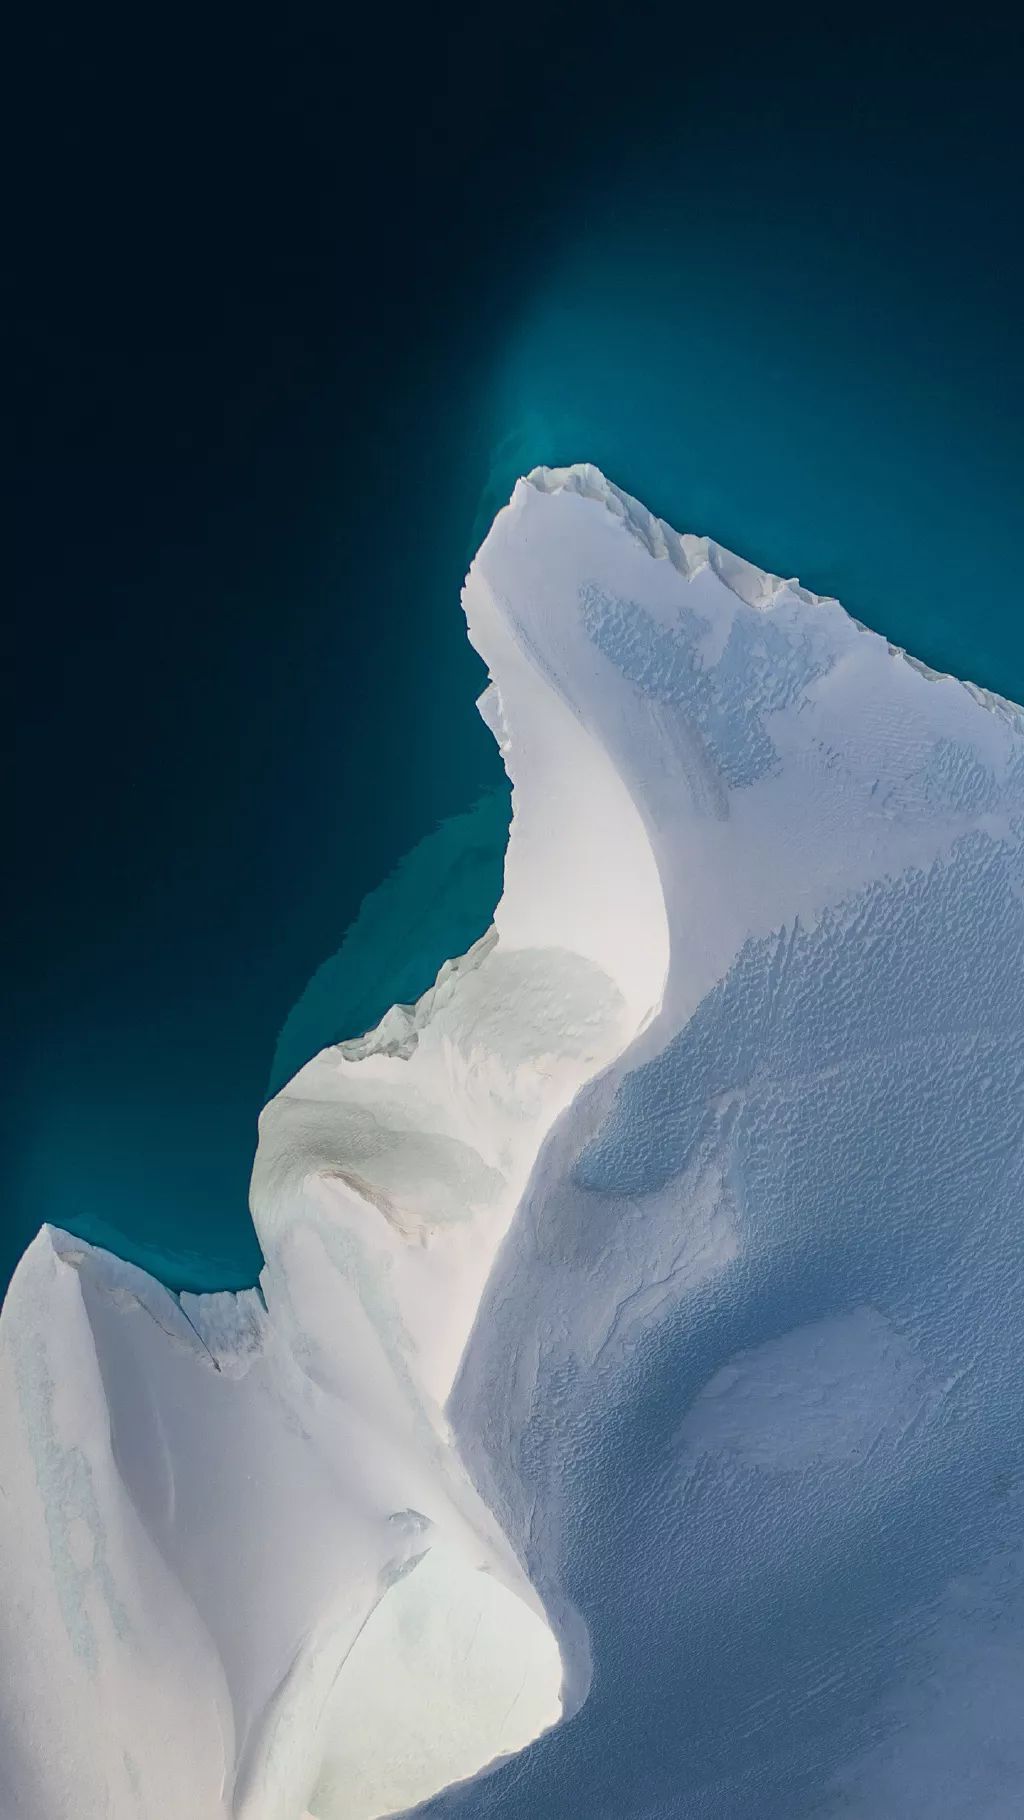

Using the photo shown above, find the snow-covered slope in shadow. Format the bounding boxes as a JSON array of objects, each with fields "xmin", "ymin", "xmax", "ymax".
[{"xmin": 430, "ymin": 469, "xmax": 1024, "ymax": 1820}]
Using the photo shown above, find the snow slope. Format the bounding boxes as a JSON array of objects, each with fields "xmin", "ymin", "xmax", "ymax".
[{"xmin": 4, "ymin": 465, "xmax": 1024, "ymax": 1818}]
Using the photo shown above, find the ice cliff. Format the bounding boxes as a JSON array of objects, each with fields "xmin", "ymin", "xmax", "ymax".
[{"xmin": 3, "ymin": 465, "xmax": 1024, "ymax": 1818}]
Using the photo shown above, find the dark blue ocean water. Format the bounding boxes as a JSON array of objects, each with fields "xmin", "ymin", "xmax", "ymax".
[{"xmin": 6, "ymin": 50, "xmax": 1024, "ymax": 1301}]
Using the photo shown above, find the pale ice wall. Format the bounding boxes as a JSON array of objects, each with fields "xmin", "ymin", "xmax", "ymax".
[
  {"xmin": 3, "ymin": 465, "xmax": 1024, "ymax": 1818},
  {"xmin": 430, "ymin": 469, "xmax": 1024, "ymax": 1818}
]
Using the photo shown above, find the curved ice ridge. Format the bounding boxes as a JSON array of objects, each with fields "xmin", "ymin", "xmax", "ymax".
[
  {"xmin": 4, "ymin": 464, "xmax": 1024, "ymax": 1819},
  {"xmin": 533, "ymin": 461, "xmax": 1024, "ymax": 716},
  {"xmin": 0, "ymin": 464, "xmax": 671, "ymax": 1820}
]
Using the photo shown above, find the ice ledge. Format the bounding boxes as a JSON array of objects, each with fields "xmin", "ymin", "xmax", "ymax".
[
  {"xmin": 525, "ymin": 461, "xmax": 1024, "ymax": 726},
  {"xmin": 525, "ymin": 461, "xmax": 832, "ymax": 608}
]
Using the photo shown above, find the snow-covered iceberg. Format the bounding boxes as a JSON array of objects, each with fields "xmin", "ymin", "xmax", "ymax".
[{"xmin": 3, "ymin": 465, "xmax": 1024, "ymax": 1819}]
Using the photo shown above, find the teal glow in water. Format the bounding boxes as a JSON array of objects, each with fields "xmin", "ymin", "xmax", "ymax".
[
  {"xmin": 15, "ymin": 788, "xmax": 510, "ymax": 1297},
  {"xmin": 474, "ymin": 197, "xmax": 1024, "ymax": 708},
  {"xmin": 10, "ymin": 94, "xmax": 1023, "ymax": 1304},
  {"xmin": 268, "ymin": 785, "xmax": 510, "ymax": 1099}
]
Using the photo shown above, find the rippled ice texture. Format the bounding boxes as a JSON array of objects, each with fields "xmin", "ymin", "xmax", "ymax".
[{"xmin": 429, "ymin": 468, "xmax": 1024, "ymax": 1820}]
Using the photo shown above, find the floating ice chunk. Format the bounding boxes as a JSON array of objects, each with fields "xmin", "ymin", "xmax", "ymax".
[{"xmin": 4, "ymin": 464, "xmax": 1024, "ymax": 1818}]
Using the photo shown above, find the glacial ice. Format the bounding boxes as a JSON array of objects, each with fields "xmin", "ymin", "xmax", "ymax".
[{"xmin": 3, "ymin": 464, "xmax": 1024, "ymax": 1818}]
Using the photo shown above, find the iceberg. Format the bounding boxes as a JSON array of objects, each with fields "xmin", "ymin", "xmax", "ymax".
[{"xmin": 3, "ymin": 465, "xmax": 1024, "ymax": 1818}]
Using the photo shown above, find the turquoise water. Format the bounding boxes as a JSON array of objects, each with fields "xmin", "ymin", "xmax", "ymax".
[
  {"xmin": 9, "ymin": 92, "xmax": 1023, "ymax": 1302},
  {"xmin": 267, "ymin": 786, "xmax": 510, "ymax": 1099},
  {"xmin": 9, "ymin": 35, "xmax": 1024, "ymax": 1820}
]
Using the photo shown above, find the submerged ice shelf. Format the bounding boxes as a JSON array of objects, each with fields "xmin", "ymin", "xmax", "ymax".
[{"xmin": 3, "ymin": 466, "xmax": 1024, "ymax": 1819}]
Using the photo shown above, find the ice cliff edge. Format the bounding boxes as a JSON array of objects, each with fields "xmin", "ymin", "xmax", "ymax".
[
  {"xmin": 0, "ymin": 464, "xmax": 674, "ymax": 1820},
  {"xmin": 4, "ymin": 465, "xmax": 1024, "ymax": 1819}
]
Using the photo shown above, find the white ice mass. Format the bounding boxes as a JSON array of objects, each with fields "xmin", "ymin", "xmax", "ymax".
[{"xmin": 4, "ymin": 465, "xmax": 1024, "ymax": 1818}]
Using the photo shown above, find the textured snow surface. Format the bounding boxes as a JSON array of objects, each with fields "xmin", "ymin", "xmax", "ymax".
[{"xmin": 4, "ymin": 465, "xmax": 1024, "ymax": 1818}]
